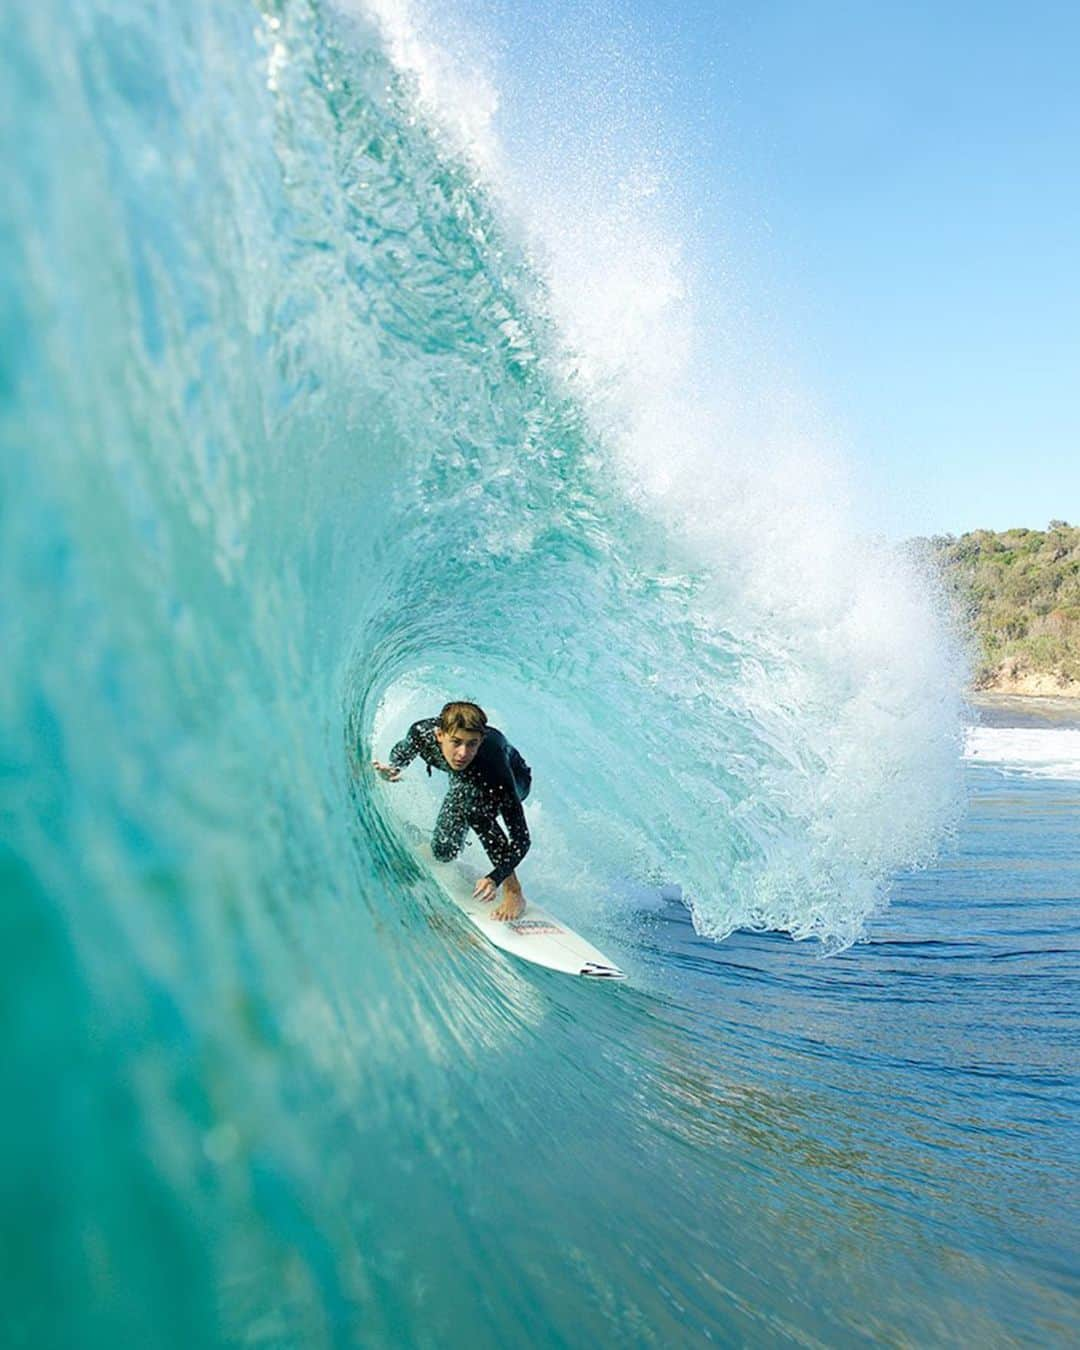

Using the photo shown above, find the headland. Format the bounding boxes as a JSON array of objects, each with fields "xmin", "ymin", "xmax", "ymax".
[{"xmin": 910, "ymin": 523, "xmax": 1080, "ymax": 701}]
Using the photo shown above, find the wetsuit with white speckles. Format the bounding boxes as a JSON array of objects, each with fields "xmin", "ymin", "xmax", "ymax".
[{"xmin": 389, "ymin": 719, "xmax": 532, "ymax": 885}]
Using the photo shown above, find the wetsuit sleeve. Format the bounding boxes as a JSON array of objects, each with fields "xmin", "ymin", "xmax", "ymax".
[
  {"xmin": 479, "ymin": 793, "xmax": 531, "ymax": 887},
  {"xmin": 388, "ymin": 721, "xmax": 425, "ymax": 770}
]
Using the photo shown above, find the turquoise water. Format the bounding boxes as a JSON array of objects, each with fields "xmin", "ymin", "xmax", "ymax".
[{"xmin": 3, "ymin": 1, "xmax": 1077, "ymax": 1345}]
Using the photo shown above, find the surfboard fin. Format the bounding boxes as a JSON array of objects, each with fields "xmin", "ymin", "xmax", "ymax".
[{"xmin": 580, "ymin": 962, "xmax": 626, "ymax": 980}]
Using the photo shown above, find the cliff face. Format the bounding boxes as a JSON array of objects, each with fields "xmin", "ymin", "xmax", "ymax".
[{"xmin": 913, "ymin": 523, "xmax": 1080, "ymax": 697}]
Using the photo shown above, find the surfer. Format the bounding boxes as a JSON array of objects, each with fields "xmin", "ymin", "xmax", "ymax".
[{"xmin": 373, "ymin": 701, "xmax": 532, "ymax": 921}]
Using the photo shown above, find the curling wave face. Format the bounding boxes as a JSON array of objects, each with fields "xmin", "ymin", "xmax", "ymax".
[
  {"xmin": 2, "ymin": 1, "xmax": 976, "ymax": 1345},
  {"xmin": 5, "ymin": 0, "xmax": 963, "ymax": 954}
]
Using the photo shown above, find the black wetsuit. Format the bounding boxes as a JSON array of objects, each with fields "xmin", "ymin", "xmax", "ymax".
[{"xmin": 389, "ymin": 719, "xmax": 532, "ymax": 885}]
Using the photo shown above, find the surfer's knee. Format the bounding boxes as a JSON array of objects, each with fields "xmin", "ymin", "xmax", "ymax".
[{"xmin": 430, "ymin": 835, "xmax": 460, "ymax": 862}]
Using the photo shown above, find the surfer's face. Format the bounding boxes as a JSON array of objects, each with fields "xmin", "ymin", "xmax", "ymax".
[{"xmin": 435, "ymin": 727, "xmax": 484, "ymax": 771}]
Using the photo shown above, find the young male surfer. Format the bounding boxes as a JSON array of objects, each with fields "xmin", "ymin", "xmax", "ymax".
[{"xmin": 373, "ymin": 701, "xmax": 532, "ymax": 921}]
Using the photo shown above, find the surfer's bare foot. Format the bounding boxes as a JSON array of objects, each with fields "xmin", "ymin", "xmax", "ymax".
[{"xmin": 493, "ymin": 886, "xmax": 524, "ymax": 922}]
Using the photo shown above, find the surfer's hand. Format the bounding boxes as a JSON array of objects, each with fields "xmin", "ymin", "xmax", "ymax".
[
  {"xmin": 473, "ymin": 876, "xmax": 497, "ymax": 903},
  {"xmin": 492, "ymin": 890, "xmax": 524, "ymax": 922},
  {"xmin": 372, "ymin": 760, "xmax": 401, "ymax": 781}
]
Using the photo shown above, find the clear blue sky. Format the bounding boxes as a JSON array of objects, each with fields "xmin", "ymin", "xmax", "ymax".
[{"xmin": 448, "ymin": 0, "xmax": 1079, "ymax": 539}]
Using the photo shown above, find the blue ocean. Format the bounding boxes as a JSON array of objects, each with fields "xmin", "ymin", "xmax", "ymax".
[{"xmin": 3, "ymin": 1, "xmax": 1077, "ymax": 1344}]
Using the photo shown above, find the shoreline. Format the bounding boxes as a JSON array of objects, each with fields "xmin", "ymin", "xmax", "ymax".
[
  {"xmin": 966, "ymin": 689, "xmax": 1080, "ymax": 729},
  {"xmin": 969, "ymin": 690, "xmax": 1080, "ymax": 710},
  {"xmin": 971, "ymin": 672, "xmax": 1080, "ymax": 701}
]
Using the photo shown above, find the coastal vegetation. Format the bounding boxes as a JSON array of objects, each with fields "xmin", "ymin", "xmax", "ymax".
[{"xmin": 913, "ymin": 523, "xmax": 1080, "ymax": 695}]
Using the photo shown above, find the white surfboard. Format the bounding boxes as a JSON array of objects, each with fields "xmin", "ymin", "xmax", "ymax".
[{"xmin": 415, "ymin": 842, "xmax": 626, "ymax": 980}]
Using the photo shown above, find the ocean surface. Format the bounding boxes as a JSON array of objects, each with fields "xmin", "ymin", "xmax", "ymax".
[{"xmin": 2, "ymin": 2, "xmax": 1077, "ymax": 1345}]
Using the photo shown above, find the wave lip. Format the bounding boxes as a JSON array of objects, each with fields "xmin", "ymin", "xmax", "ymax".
[{"xmin": 964, "ymin": 726, "xmax": 1080, "ymax": 780}]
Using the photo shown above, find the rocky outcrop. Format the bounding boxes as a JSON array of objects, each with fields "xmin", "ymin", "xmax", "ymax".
[{"xmin": 976, "ymin": 661, "xmax": 1080, "ymax": 699}]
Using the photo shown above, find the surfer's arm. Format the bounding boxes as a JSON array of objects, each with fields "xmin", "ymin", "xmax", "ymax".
[{"xmin": 375, "ymin": 721, "xmax": 427, "ymax": 779}]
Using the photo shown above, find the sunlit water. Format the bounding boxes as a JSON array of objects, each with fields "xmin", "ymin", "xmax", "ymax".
[{"xmin": 3, "ymin": 1, "xmax": 1077, "ymax": 1345}]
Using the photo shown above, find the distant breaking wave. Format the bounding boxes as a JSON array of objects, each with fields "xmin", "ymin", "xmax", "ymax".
[{"xmin": 965, "ymin": 726, "xmax": 1080, "ymax": 780}]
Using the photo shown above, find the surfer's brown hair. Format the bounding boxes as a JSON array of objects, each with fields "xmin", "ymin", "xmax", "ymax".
[{"xmin": 438, "ymin": 701, "xmax": 488, "ymax": 736}]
